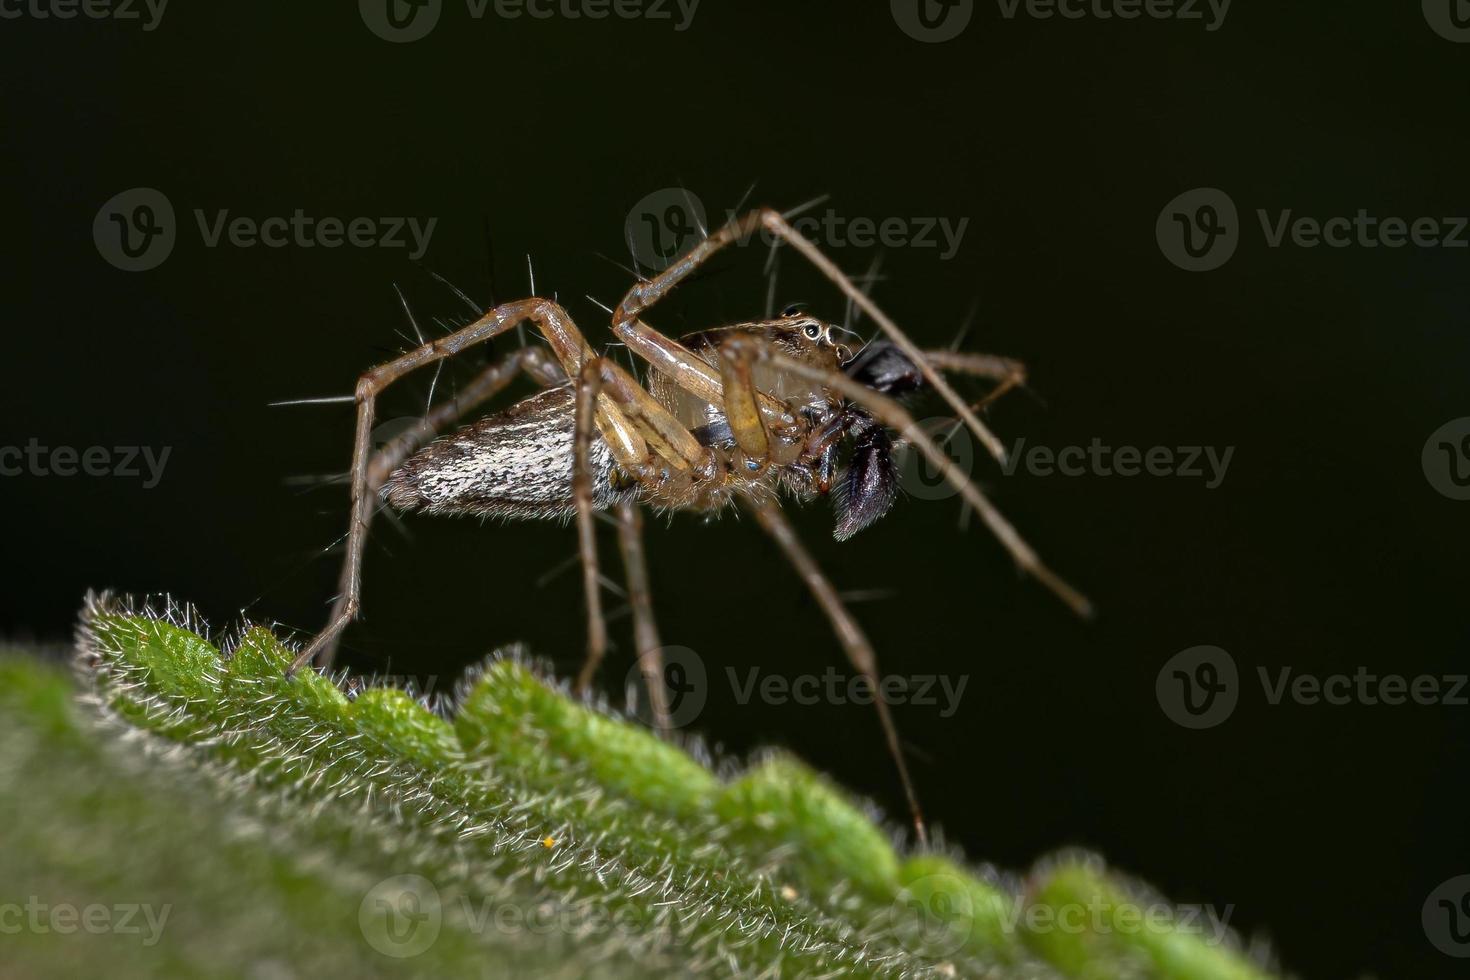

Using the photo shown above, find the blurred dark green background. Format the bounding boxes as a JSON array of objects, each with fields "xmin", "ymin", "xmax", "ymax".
[{"xmin": 2, "ymin": 3, "xmax": 1467, "ymax": 976}]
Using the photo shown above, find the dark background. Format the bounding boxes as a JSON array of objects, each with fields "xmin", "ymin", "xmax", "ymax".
[{"xmin": 2, "ymin": 3, "xmax": 1466, "ymax": 977}]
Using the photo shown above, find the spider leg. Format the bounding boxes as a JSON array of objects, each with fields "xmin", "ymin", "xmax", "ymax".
[
  {"xmin": 920, "ymin": 348, "xmax": 1029, "ymax": 411},
  {"xmin": 741, "ymin": 491, "xmax": 928, "ymax": 847},
  {"xmin": 310, "ymin": 345, "xmax": 558, "ymax": 670},
  {"xmin": 715, "ymin": 336, "xmax": 773, "ymax": 463},
  {"xmin": 290, "ymin": 298, "xmax": 655, "ymax": 675},
  {"xmin": 612, "ymin": 499, "xmax": 669, "ymax": 735},
  {"xmin": 566, "ymin": 354, "xmax": 716, "ymax": 697},
  {"xmin": 571, "ymin": 360, "xmax": 610, "ymax": 696}
]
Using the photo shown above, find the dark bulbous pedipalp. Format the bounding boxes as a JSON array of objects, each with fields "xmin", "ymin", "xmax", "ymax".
[{"xmin": 832, "ymin": 422, "xmax": 898, "ymax": 541}]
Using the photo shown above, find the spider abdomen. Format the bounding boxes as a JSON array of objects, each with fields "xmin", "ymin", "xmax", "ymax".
[{"xmin": 382, "ymin": 383, "xmax": 629, "ymax": 521}]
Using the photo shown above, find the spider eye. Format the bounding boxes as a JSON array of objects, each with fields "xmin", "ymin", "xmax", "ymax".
[
  {"xmin": 782, "ymin": 304, "xmax": 804, "ymax": 318},
  {"xmin": 803, "ymin": 323, "xmax": 821, "ymax": 340}
]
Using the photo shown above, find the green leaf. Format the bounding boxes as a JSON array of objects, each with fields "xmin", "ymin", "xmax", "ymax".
[{"xmin": 0, "ymin": 594, "xmax": 1291, "ymax": 978}]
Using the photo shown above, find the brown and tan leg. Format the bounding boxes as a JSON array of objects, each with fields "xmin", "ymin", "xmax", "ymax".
[
  {"xmin": 289, "ymin": 298, "xmax": 656, "ymax": 675},
  {"xmin": 742, "ymin": 492, "xmax": 928, "ymax": 846},
  {"xmin": 920, "ymin": 348, "xmax": 1028, "ymax": 412},
  {"xmin": 315, "ymin": 345, "xmax": 570, "ymax": 666},
  {"xmin": 566, "ymin": 355, "xmax": 714, "ymax": 698},
  {"xmin": 570, "ymin": 359, "xmax": 611, "ymax": 696},
  {"xmin": 612, "ymin": 499, "xmax": 670, "ymax": 735},
  {"xmin": 715, "ymin": 336, "xmax": 773, "ymax": 466}
]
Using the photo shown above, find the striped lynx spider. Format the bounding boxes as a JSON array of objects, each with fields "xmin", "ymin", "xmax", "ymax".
[{"xmin": 289, "ymin": 206, "xmax": 1089, "ymax": 840}]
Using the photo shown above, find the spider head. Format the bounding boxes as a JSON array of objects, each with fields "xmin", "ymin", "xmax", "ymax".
[{"xmin": 768, "ymin": 304, "xmax": 855, "ymax": 369}]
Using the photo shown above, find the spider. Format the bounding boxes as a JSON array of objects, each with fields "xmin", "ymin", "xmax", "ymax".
[{"xmin": 287, "ymin": 206, "xmax": 1090, "ymax": 843}]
